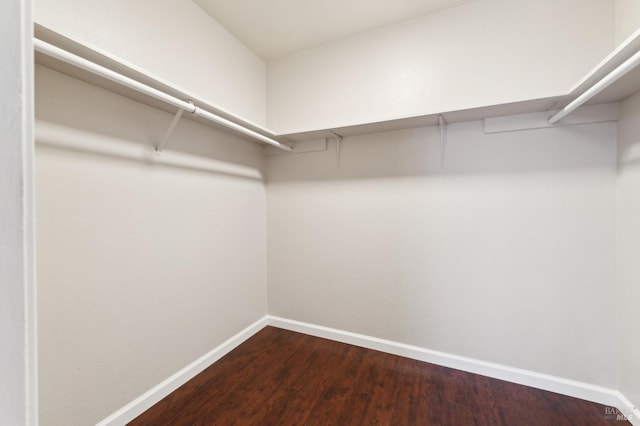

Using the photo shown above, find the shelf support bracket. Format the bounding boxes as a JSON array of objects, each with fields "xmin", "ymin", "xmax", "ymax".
[
  {"xmin": 438, "ymin": 114, "xmax": 447, "ymax": 167},
  {"xmin": 328, "ymin": 130, "xmax": 343, "ymax": 167},
  {"xmin": 155, "ymin": 102, "xmax": 191, "ymax": 156}
]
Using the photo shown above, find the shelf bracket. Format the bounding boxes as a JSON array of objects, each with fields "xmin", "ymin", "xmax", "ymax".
[
  {"xmin": 155, "ymin": 102, "xmax": 191, "ymax": 156},
  {"xmin": 438, "ymin": 115, "xmax": 447, "ymax": 167},
  {"xmin": 328, "ymin": 130, "xmax": 343, "ymax": 167}
]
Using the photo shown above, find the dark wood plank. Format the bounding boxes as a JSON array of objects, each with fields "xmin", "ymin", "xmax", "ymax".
[
  {"xmin": 332, "ymin": 347, "xmax": 387, "ymax": 424},
  {"xmin": 303, "ymin": 344, "xmax": 366, "ymax": 425},
  {"xmin": 219, "ymin": 336, "xmax": 331, "ymax": 424},
  {"xmin": 129, "ymin": 326, "xmax": 631, "ymax": 426},
  {"xmin": 390, "ymin": 358, "xmax": 426, "ymax": 424}
]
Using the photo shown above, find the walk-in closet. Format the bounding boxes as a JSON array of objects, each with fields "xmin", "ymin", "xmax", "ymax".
[{"xmin": 2, "ymin": 0, "xmax": 640, "ymax": 424}]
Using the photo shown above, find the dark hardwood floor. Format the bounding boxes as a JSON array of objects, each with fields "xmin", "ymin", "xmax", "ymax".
[{"xmin": 129, "ymin": 326, "xmax": 629, "ymax": 425}]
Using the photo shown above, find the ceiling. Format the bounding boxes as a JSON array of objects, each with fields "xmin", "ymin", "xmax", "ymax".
[{"xmin": 193, "ymin": 0, "xmax": 473, "ymax": 60}]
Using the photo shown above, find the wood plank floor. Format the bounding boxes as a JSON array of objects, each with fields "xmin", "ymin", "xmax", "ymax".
[{"xmin": 129, "ymin": 326, "xmax": 630, "ymax": 425}]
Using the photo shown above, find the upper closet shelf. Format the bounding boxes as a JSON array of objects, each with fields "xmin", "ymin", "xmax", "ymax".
[
  {"xmin": 281, "ymin": 29, "xmax": 640, "ymax": 142},
  {"xmin": 548, "ymin": 28, "xmax": 640, "ymax": 124},
  {"xmin": 278, "ymin": 97, "xmax": 562, "ymax": 142},
  {"xmin": 35, "ymin": 24, "xmax": 640, "ymax": 146},
  {"xmin": 33, "ymin": 25, "xmax": 292, "ymax": 152}
]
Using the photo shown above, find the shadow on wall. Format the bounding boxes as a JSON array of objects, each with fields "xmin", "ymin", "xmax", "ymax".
[
  {"xmin": 618, "ymin": 133, "xmax": 640, "ymax": 168},
  {"xmin": 36, "ymin": 121, "xmax": 264, "ymax": 181},
  {"xmin": 266, "ymin": 120, "xmax": 617, "ymax": 182},
  {"xmin": 35, "ymin": 64, "xmax": 265, "ymax": 180}
]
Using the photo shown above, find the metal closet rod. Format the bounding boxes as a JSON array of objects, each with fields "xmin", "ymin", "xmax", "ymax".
[
  {"xmin": 33, "ymin": 38, "xmax": 292, "ymax": 152},
  {"xmin": 549, "ymin": 48, "xmax": 640, "ymax": 124}
]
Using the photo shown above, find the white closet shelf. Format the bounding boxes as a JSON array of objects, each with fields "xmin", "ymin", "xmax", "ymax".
[
  {"xmin": 280, "ymin": 30, "xmax": 640, "ymax": 142},
  {"xmin": 34, "ymin": 24, "xmax": 292, "ymax": 152},
  {"xmin": 35, "ymin": 24, "xmax": 640, "ymax": 145},
  {"xmin": 555, "ymin": 28, "xmax": 640, "ymax": 109},
  {"xmin": 278, "ymin": 97, "xmax": 562, "ymax": 142}
]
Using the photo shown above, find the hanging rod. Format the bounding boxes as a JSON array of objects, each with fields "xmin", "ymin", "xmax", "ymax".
[
  {"xmin": 549, "ymin": 48, "xmax": 640, "ymax": 124},
  {"xmin": 33, "ymin": 38, "xmax": 292, "ymax": 152}
]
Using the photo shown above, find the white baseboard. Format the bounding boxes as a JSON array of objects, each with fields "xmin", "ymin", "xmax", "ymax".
[
  {"xmin": 267, "ymin": 315, "xmax": 638, "ymax": 425},
  {"xmin": 96, "ymin": 316, "xmax": 269, "ymax": 426},
  {"xmin": 96, "ymin": 314, "xmax": 638, "ymax": 425},
  {"xmin": 616, "ymin": 392, "xmax": 640, "ymax": 425}
]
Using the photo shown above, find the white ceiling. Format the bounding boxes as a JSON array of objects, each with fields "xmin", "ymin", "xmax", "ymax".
[{"xmin": 194, "ymin": 0, "xmax": 473, "ymax": 60}]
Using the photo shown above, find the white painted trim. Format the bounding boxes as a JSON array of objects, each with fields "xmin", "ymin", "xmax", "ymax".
[
  {"xmin": 0, "ymin": 1, "xmax": 36, "ymax": 425},
  {"xmin": 21, "ymin": 0, "xmax": 38, "ymax": 423},
  {"xmin": 267, "ymin": 315, "xmax": 636, "ymax": 422},
  {"xmin": 615, "ymin": 392, "xmax": 640, "ymax": 425},
  {"xmin": 96, "ymin": 316, "xmax": 269, "ymax": 426}
]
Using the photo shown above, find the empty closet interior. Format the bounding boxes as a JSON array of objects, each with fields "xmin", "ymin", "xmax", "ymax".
[{"xmin": 30, "ymin": 0, "xmax": 640, "ymax": 424}]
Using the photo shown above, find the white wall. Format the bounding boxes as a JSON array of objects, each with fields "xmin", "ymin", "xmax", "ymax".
[
  {"xmin": 0, "ymin": 0, "xmax": 36, "ymax": 425},
  {"xmin": 617, "ymin": 91, "xmax": 640, "ymax": 410},
  {"xmin": 267, "ymin": 120, "xmax": 617, "ymax": 387},
  {"xmin": 34, "ymin": 0, "xmax": 268, "ymax": 127},
  {"xmin": 615, "ymin": 0, "xmax": 640, "ymax": 45},
  {"xmin": 268, "ymin": 0, "xmax": 614, "ymax": 134},
  {"xmin": 35, "ymin": 65, "xmax": 268, "ymax": 426}
]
